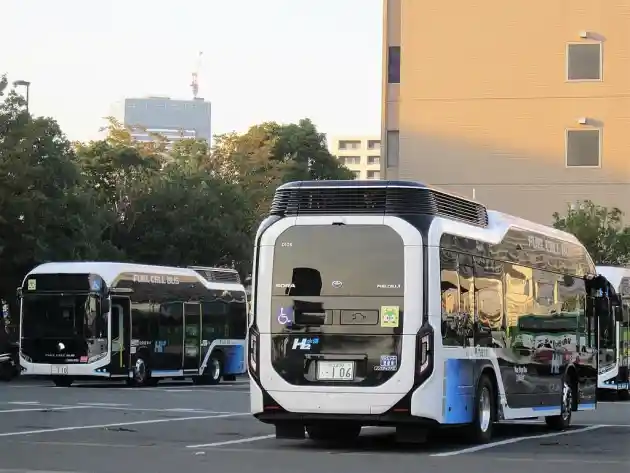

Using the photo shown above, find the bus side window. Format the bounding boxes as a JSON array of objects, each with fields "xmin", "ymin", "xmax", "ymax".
[
  {"xmin": 202, "ymin": 301, "xmax": 229, "ymax": 341},
  {"xmin": 440, "ymin": 249, "xmax": 462, "ymax": 347},
  {"xmin": 473, "ymin": 257, "xmax": 504, "ymax": 347}
]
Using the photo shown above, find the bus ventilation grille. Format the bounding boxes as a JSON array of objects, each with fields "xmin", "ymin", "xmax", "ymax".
[
  {"xmin": 270, "ymin": 186, "xmax": 488, "ymax": 227},
  {"xmin": 190, "ymin": 267, "xmax": 241, "ymax": 284}
]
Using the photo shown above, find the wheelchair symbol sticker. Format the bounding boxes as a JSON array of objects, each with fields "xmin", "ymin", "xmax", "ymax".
[{"xmin": 278, "ymin": 307, "xmax": 294, "ymax": 325}]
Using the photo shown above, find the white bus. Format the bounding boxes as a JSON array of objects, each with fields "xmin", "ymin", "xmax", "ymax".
[
  {"xmin": 594, "ymin": 266, "xmax": 630, "ymax": 400},
  {"xmin": 19, "ymin": 262, "xmax": 247, "ymax": 387},
  {"xmin": 248, "ymin": 181, "xmax": 618, "ymax": 444}
]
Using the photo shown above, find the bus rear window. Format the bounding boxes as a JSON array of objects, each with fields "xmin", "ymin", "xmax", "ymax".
[{"xmin": 271, "ymin": 225, "xmax": 405, "ymax": 297}]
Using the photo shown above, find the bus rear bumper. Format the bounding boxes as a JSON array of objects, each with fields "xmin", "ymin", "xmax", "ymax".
[
  {"xmin": 250, "ymin": 378, "xmax": 440, "ymax": 427},
  {"xmin": 254, "ymin": 410, "xmax": 439, "ymax": 428}
]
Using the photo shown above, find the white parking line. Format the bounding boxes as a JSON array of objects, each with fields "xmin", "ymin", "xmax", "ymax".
[
  {"xmin": 4, "ymin": 384, "xmax": 52, "ymax": 388},
  {"xmin": 0, "ymin": 412, "xmax": 249, "ymax": 438},
  {"xmin": 0, "ymin": 406, "xmax": 91, "ymax": 414},
  {"xmin": 187, "ymin": 434, "xmax": 275, "ymax": 448},
  {"xmin": 8, "ymin": 401, "xmax": 40, "ymax": 405},
  {"xmin": 163, "ymin": 389, "xmax": 248, "ymax": 393},
  {"xmin": 77, "ymin": 403, "xmax": 130, "ymax": 407},
  {"xmin": 430, "ymin": 424, "xmax": 604, "ymax": 457},
  {"xmin": 87, "ymin": 406, "xmax": 237, "ymax": 414}
]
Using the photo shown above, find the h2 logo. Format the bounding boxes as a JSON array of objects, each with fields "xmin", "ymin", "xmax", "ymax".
[{"xmin": 292, "ymin": 337, "xmax": 319, "ymax": 350}]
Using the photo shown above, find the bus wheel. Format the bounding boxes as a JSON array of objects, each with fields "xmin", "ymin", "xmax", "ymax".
[
  {"xmin": 466, "ymin": 374, "xmax": 495, "ymax": 444},
  {"xmin": 306, "ymin": 423, "xmax": 361, "ymax": 443},
  {"xmin": 545, "ymin": 378, "xmax": 573, "ymax": 430},
  {"xmin": 132, "ymin": 357, "xmax": 151, "ymax": 387},
  {"xmin": 205, "ymin": 354, "xmax": 222, "ymax": 385},
  {"xmin": 52, "ymin": 376, "xmax": 74, "ymax": 387},
  {"xmin": 194, "ymin": 354, "xmax": 223, "ymax": 386}
]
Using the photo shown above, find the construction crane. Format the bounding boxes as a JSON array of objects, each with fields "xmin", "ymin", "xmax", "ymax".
[{"xmin": 190, "ymin": 51, "xmax": 203, "ymax": 99}]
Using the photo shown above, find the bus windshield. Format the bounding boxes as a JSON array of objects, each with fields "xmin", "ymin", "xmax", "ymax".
[{"xmin": 22, "ymin": 294, "xmax": 107, "ymax": 340}]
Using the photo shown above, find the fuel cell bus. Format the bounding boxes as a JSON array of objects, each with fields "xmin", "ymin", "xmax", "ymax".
[
  {"xmin": 594, "ymin": 266, "xmax": 630, "ymax": 400},
  {"xmin": 19, "ymin": 262, "xmax": 247, "ymax": 387},
  {"xmin": 248, "ymin": 181, "xmax": 618, "ymax": 444}
]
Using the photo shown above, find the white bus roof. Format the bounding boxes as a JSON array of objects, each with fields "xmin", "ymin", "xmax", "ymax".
[
  {"xmin": 488, "ymin": 210, "xmax": 584, "ymax": 246},
  {"xmin": 24, "ymin": 262, "xmax": 245, "ymax": 292}
]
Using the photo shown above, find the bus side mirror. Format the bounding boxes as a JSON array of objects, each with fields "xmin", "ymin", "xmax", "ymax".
[
  {"xmin": 16, "ymin": 287, "xmax": 22, "ymax": 298},
  {"xmin": 101, "ymin": 299, "xmax": 110, "ymax": 314},
  {"xmin": 614, "ymin": 305, "xmax": 623, "ymax": 322}
]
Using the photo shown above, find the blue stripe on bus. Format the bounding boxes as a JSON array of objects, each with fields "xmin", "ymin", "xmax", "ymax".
[
  {"xmin": 532, "ymin": 406, "xmax": 557, "ymax": 412},
  {"xmin": 443, "ymin": 358, "xmax": 474, "ymax": 424}
]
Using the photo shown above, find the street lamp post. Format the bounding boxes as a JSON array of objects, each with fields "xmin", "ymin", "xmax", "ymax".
[{"xmin": 12, "ymin": 80, "xmax": 31, "ymax": 113}]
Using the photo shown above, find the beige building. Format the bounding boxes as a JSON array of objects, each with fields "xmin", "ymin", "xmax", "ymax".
[
  {"xmin": 381, "ymin": 0, "xmax": 630, "ymax": 224},
  {"xmin": 329, "ymin": 136, "xmax": 382, "ymax": 179}
]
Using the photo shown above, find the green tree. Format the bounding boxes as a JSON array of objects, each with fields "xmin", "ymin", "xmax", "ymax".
[
  {"xmin": 111, "ymin": 164, "xmax": 253, "ymax": 272},
  {"xmin": 210, "ymin": 118, "xmax": 354, "ymax": 225},
  {"xmin": 74, "ymin": 117, "xmax": 164, "ymax": 210},
  {"xmin": 0, "ymin": 91, "xmax": 119, "ymax": 320},
  {"xmin": 552, "ymin": 200, "xmax": 630, "ymax": 265},
  {"xmin": 0, "ymin": 74, "xmax": 7, "ymax": 97}
]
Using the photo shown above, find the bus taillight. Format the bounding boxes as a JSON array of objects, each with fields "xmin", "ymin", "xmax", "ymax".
[
  {"xmin": 248, "ymin": 326, "xmax": 259, "ymax": 378},
  {"xmin": 416, "ymin": 332, "xmax": 432, "ymax": 375}
]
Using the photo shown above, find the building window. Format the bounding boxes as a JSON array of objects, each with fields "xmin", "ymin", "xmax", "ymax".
[
  {"xmin": 367, "ymin": 156, "xmax": 380, "ymax": 166},
  {"xmin": 388, "ymin": 46, "xmax": 400, "ymax": 84},
  {"xmin": 338, "ymin": 140, "xmax": 361, "ymax": 150},
  {"xmin": 566, "ymin": 129, "xmax": 601, "ymax": 167},
  {"xmin": 567, "ymin": 43, "xmax": 602, "ymax": 81},
  {"xmin": 367, "ymin": 171, "xmax": 380, "ymax": 179},
  {"xmin": 342, "ymin": 156, "xmax": 361, "ymax": 165},
  {"xmin": 367, "ymin": 140, "xmax": 381, "ymax": 150},
  {"xmin": 386, "ymin": 130, "xmax": 399, "ymax": 167}
]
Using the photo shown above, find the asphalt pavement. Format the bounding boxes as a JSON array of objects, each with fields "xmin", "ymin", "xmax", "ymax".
[{"xmin": 0, "ymin": 377, "xmax": 628, "ymax": 473}]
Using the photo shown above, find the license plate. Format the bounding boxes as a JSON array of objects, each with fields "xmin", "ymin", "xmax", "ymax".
[
  {"xmin": 316, "ymin": 361, "xmax": 354, "ymax": 381},
  {"xmin": 51, "ymin": 365, "xmax": 69, "ymax": 375},
  {"xmin": 618, "ymin": 382, "xmax": 629, "ymax": 390}
]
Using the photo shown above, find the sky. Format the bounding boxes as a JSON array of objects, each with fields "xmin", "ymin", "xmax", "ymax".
[{"xmin": 1, "ymin": 0, "xmax": 383, "ymax": 143}]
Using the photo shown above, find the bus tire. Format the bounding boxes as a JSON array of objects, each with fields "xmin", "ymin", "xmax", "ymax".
[
  {"xmin": 206, "ymin": 353, "xmax": 223, "ymax": 385},
  {"xmin": 545, "ymin": 376, "xmax": 573, "ymax": 431},
  {"xmin": 52, "ymin": 376, "xmax": 74, "ymax": 387},
  {"xmin": 131, "ymin": 356, "xmax": 152, "ymax": 387},
  {"xmin": 306, "ymin": 423, "xmax": 361, "ymax": 443},
  {"xmin": 195, "ymin": 352, "xmax": 223, "ymax": 386},
  {"xmin": 466, "ymin": 373, "xmax": 495, "ymax": 444}
]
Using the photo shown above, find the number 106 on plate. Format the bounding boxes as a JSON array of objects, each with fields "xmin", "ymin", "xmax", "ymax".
[{"xmin": 316, "ymin": 361, "xmax": 354, "ymax": 380}]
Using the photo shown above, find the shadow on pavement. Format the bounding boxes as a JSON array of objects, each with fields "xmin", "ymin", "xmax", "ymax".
[{"xmin": 267, "ymin": 422, "xmax": 564, "ymax": 455}]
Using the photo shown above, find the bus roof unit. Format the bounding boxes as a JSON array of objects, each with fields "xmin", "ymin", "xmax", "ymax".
[{"xmin": 270, "ymin": 180, "xmax": 489, "ymax": 227}]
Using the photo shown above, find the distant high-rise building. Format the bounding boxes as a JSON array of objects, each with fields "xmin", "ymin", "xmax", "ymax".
[
  {"xmin": 329, "ymin": 136, "xmax": 382, "ymax": 180},
  {"xmin": 123, "ymin": 96, "xmax": 211, "ymax": 148}
]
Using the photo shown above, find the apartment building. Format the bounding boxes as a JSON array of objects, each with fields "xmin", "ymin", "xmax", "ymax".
[
  {"xmin": 381, "ymin": 0, "xmax": 630, "ymax": 224},
  {"xmin": 329, "ymin": 136, "xmax": 382, "ymax": 179}
]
